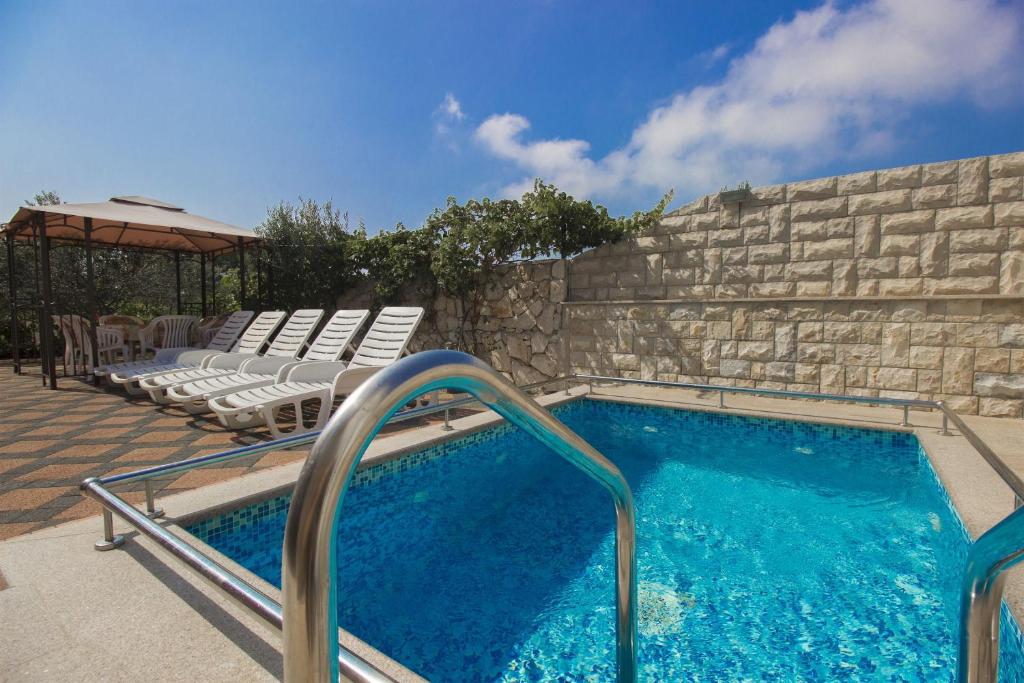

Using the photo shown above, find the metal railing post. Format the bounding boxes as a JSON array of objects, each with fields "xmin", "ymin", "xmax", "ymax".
[
  {"xmin": 94, "ymin": 508, "xmax": 125, "ymax": 551},
  {"xmin": 281, "ymin": 351, "xmax": 638, "ymax": 683},
  {"xmin": 902, "ymin": 404, "xmax": 910, "ymax": 427},
  {"xmin": 144, "ymin": 479, "xmax": 164, "ymax": 519},
  {"xmin": 441, "ymin": 407, "xmax": 453, "ymax": 431},
  {"xmin": 719, "ymin": 389, "xmax": 725, "ymax": 408}
]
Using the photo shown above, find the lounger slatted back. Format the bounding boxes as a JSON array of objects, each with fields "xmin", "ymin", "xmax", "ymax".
[
  {"xmin": 303, "ymin": 309, "xmax": 372, "ymax": 361},
  {"xmin": 262, "ymin": 309, "xmax": 325, "ymax": 358},
  {"xmin": 205, "ymin": 311, "xmax": 255, "ymax": 351},
  {"xmin": 232, "ymin": 311, "xmax": 288, "ymax": 354},
  {"xmin": 208, "ymin": 306, "xmax": 424, "ymax": 437},
  {"xmin": 159, "ymin": 309, "xmax": 372, "ymax": 413},
  {"xmin": 349, "ymin": 307, "xmax": 425, "ymax": 368}
]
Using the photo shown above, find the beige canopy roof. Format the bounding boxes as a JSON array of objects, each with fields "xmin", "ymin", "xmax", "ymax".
[{"xmin": 1, "ymin": 195, "xmax": 259, "ymax": 254}]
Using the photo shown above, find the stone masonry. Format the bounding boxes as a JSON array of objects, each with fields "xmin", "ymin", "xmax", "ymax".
[{"xmin": 567, "ymin": 152, "xmax": 1024, "ymax": 417}]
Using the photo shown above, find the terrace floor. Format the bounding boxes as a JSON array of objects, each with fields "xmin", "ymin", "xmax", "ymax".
[{"xmin": 0, "ymin": 364, "xmax": 475, "ymax": 541}]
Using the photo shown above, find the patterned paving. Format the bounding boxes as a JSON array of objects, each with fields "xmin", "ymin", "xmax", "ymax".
[{"xmin": 0, "ymin": 364, "xmax": 475, "ymax": 541}]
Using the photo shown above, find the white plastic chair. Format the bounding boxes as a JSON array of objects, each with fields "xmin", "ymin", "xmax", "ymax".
[
  {"xmin": 197, "ymin": 312, "xmax": 235, "ymax": 346},
  {"xmin": 137, "ymin": 315, "xmax": 199, "ymax": 358},
  {"xmin": 98, "ymin": 311, "xmax": 255, "ymax": 393},
  {"xmin": 208, "ymin": 307, "xmax": 424, "ymax": 437},
  {"xmin": 163, "ymin": 309, "xmax": 371, "ymax": 414},
  {"xmin": 142, "ymin": 309, "xmax": 324, "ymax": 407},
  {"xmin": 52, "ymin": 314, "xmax": 128, "ymax": 371}
]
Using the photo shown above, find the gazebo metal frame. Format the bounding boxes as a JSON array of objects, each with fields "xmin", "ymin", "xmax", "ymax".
[{"xmin": 2, "ymin": 196, "xmax": 263, "ymax": 389}]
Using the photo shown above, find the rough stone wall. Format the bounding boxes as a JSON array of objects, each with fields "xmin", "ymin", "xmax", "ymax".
[
  {"xmin": 431, "ymin": 259, "xmax": 566, "ymax": 386},
  {"xmin": 568, "ymin": 151, "xmax": 1024, "ymax": 416},
  {"xmin": 339, "ymin": 259, "xmax": 567, "ymax": 387}
]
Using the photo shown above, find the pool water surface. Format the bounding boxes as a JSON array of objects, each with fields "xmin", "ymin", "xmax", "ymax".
[{"xmin": 188, "ymin": 398, "xmax": 1024, "ymax": 681}]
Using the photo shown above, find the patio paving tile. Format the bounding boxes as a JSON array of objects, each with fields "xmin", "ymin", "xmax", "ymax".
[
  {"xmin": 131, "ymin": 430, "xmax": 193, "ymax": 444},
  {"xmin": 49, "ymin": 443, "xmax": 118, "ymax": 459},
  {"xmin": 0, "ymin": 440, "xmax": 58, "ymax": 454},
  {"xmin": 17, "ymin": 463, "xmax": 101, "ymax": 483},
  {"xmin": 168, "ymin": 467, "xmax": 249, "ymax": 489},
  {"xmin": 113, "ymin": 447, "xmax": 186, "ymax": 463},
  {"xmin": 0, "ymin": 486, "xmax": 66, "ymax": 511},
  {"xmin": 0, "ymin": 459, "xmax": 35, "ymax": 476},
  {"xmin": 95, "ymin": 415, "xmax": 148, "ymax": 426},
  {"xmin": 75, "ymin": 427, "xmax": 137, "ymax": 440}
]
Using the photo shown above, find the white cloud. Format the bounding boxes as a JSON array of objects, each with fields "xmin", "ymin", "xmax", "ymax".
[
  {"xmin": 474, "ymin": 0, "xmax": 1023, "ymax": 200},
  {"xmin": 441, "ymin": 93, "xmax": 464, "ymax": 121},
  {"xmin": 434, "ymin": 93, "xmax": 468, "ymax": 148}
]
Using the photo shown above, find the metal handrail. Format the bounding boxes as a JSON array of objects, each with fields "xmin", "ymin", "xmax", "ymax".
[
  {"xmin": 576, "ymin": 372, "xmax": 1024, "ymax": 683},
  {"xmin": 280, "ymin": 351, "xmax": 638, "ymax": 683}
]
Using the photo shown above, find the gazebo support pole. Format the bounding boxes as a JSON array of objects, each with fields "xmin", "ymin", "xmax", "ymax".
[
  {"xmin": 84, "ymin": 217, "xmax": 101, "ymax": 383},
  {"xmin": 38, "ymin": 215, "xmax": 57, "ymax": 390},
  {"xmin": 200, "ymin": 253, "xmax": 207, "ymax": 317},
  {"xmin": 174, "ymin": 251, "xmax": 182, "ymax": 314},
  {"xmin": 237, "ymin": 236, "xmax": 247, "ymax": 311},
  {"xmin": 255, "ymin": 244, "xmax": 263, "ymax": 310},
  {"xmin": 6, "ymin": 233, "xmax": 20, "ymax": 374},
  {"xmin": 211, "ymin": 254, "xmax": 217, "ymax": 313},
  {"xmin": 266, "ymin": 247, "xmax": 274, "ymax": 309}
]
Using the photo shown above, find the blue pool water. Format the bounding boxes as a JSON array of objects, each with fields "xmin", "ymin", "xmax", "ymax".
[{"xmin": 189, "ymin": 398, "xmax": 1024, "ymax": 681}]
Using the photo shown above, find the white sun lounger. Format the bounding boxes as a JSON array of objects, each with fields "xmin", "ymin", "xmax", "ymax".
[
  {"xmin": 96, "ymin": 311, "xmax": 253, "ymax": 384},
  {"xmin": 102, "ymin": 311, "xmax": 273, "ymax": 395},
  {"xmin": 208, "ymin": 306, "xmax": 424, "ymax": 438},
  {"xmin": 140, "ymin": 309, "xmax": 324, "ymax": 406},
  {"xmin": 162, "ymin": 309, "xmax": 370, "ymax": 414},
  {"xmin": 111, "ymin": 311, "xmax": 283, "ymax": 398}
]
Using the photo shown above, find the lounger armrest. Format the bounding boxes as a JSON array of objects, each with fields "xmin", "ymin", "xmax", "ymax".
[
  {"xmin": 154, "ymin": 346, "xmax": 197, "ymax": 362},
  {"xmin": 206, "ymin": 352, "xmax": 258, "ymax": 370},
  {"xmin": 333, "ymin": 365, "xmax": 383, "ymax": 396},
  {"xmin": 283, "ymin": 360, "xmax": 349, "ymax": 384},
  {"xmin": 240, "ymin": 356, "xmax": 298, "ymax": 376},
  {"xmin": 172, "ymin": 349, "xmax": 219, "ymax": 366}
]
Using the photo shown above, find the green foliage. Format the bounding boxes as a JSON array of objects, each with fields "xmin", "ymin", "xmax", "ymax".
[
  {"xmin": 522, "ymin": 180, "xmax": 672, "ymax": 258},
  {"xmin": 427, "ymin": 197, "xmax": 529, "ymax": 298},
  {"xmin": 351, "ymin": 222, "xmax": 436, "ymax": 303},
  {"xmin": 256, "ymin": 199, "xmax": 356, "ymax": 310},
  {"xmin": 26, "ymin": 190, "xmax": 61, "ymax": 207}
]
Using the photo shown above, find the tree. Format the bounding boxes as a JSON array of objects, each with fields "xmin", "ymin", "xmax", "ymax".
[{"xmin": 255, "ymin": 199, "xmax": 358, "ymax": 310}]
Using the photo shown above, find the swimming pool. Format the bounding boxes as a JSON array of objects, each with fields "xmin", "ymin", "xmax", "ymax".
[{"xmin": 187, "ymin": 398, "xmax": 1024, "ymax": 681}]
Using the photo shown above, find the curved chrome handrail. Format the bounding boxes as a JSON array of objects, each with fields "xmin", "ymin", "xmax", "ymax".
[
  {"xmin": 281, "ymin": 351, "xmax": 638, "ymax": 683},
  {"xmin": 959, "ymin": 506, "xmax": 1024, "ymax": 683}
]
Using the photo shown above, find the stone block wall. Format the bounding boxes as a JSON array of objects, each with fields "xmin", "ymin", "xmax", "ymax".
[{"xmin": 567, "ymin": 152, "xmax": 1024, "ymax": 416}]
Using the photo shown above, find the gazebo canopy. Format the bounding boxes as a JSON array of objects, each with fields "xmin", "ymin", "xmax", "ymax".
[{"xmin": 1, "ymin": 195, "xmax": 259, "ymax": 254}]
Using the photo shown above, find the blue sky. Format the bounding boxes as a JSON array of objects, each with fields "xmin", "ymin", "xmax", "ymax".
[{"xmin": 1, "ymin": 0, "xmax": 1022, "ymax": 232}]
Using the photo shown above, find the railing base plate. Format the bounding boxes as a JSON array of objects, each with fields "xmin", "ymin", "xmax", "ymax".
[{"xmin": 94, "ymin": 534, "xmax": 125, "ymax": 551}]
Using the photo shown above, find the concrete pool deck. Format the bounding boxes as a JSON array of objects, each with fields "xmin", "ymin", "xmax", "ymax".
[{"xmin": 1, "ymin": 383, "xmax": 1022, "ymax": 680}]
